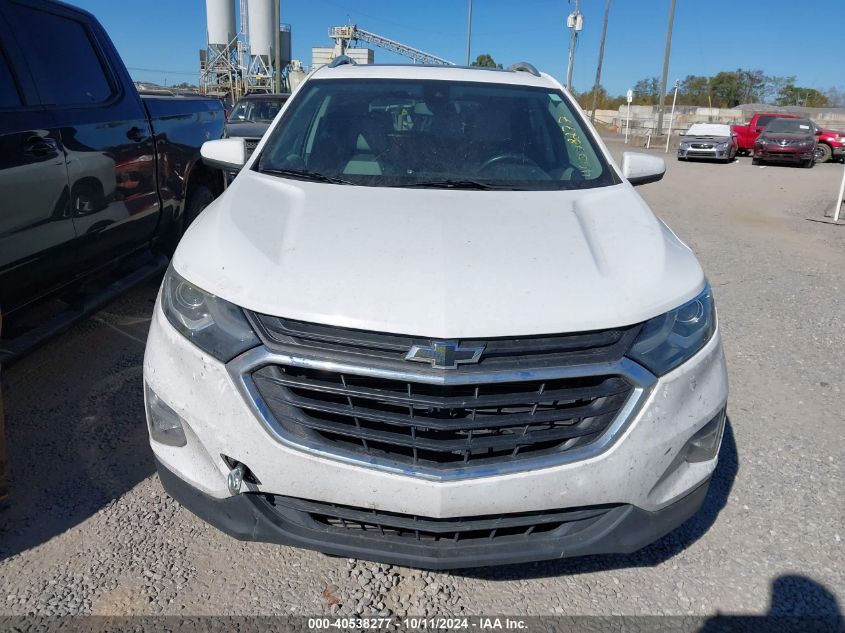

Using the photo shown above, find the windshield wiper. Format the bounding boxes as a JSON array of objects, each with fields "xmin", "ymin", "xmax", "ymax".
[
  {"xmin": 398, "ymin": 179, "xmax": 518, "ymax": 190},
  {"xmin": 260, "ymin": 168, "xmax": 353, "ymax": 185}
]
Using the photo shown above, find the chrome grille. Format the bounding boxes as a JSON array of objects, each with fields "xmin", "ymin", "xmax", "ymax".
[{"xmin": 235, "ymin": 317, "xmax": 651, "ymax": 476}]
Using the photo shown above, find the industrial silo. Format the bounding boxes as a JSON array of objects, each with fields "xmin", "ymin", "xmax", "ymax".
[
  {"xmin": 279, "ymin": 23, "xmax": 292, "ymax": 69},
  {"xmin": 247, "ymin": 0, "xmax": 275, "ymax": 61},
  {"xmin": 205, "ymin": 0, "xmax": 236, "ymax": 50}
]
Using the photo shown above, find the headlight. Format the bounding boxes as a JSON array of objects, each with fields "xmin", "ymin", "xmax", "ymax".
[
  {"xmin": 679, "ymin": 142, "xmax": 689, "ymax": 149},
  {"xmin": 628, "ymin": 285, "xmax": 716, "ymax": 376},
  {"xmin": 161, "ymin": 266, "xmax": 259, "ymax": 361},
  {"xmin": 717, "ymin": 142, "xmax": 728, "ymax": 149}
]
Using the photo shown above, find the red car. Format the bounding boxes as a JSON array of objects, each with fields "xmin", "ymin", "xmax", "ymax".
[
  {"xmin": 813, "ymin": 127, "xmax": 845, "ymax": 163},
  {"xmin": 752, "ymin": 118, "xmax": 818, "ymax": 168},
  {"xmin": 732, "ymin": 112, "xmax": 800, "ymax": 155}
]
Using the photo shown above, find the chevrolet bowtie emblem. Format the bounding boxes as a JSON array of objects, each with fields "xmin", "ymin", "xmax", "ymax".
[{"xmin": 405, "ymin": 340, "xmax": 485, "ymax": 369}]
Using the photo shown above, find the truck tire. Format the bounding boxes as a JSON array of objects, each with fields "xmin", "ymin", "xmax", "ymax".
[
  {"xmin": 184, "ymin": 184, "xmax": 215, "ymax": 230},
  {"xmin": 814, "ymin": 143, "xmax": 831, "ymax": 164}
]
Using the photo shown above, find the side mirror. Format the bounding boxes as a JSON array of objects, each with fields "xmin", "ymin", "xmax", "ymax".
[
  {"xmin": 621, "ymin": 151, "xmax": 665, "ymax": 186},
  {"xmin": 678, "ymin": 131, "xmax": 686, "ymax": 136},
  {"xmin": 201, "ymin": 138, "xmax": 246, "ymax": 170}
]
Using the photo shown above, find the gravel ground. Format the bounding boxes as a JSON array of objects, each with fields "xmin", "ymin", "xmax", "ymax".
[{"xmin": 1, "ymin": 144, "xmax": 843, "ymax": 619}]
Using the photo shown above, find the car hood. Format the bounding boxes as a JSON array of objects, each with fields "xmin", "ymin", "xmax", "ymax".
[
  {"xmin": 683, "ymin": 135, "xmax": 731, "ymax": 143},
  {"xmin": 225, "ymin": 122, "xmax": 271, "ymax": 138},
  {"xmin": 173, "ymin": 172, "xmax": 705, "ymax": 338}
]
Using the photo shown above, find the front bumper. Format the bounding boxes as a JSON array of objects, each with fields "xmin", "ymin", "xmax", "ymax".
[
  {"xmin": 156, "ymin": 456, "xmax": 712, "ymax": 569},
  {"xmin": 144, "ymin": 301, "xmax": 729, "ymax": 566},
  {"xmin": 755, "ymin": 147, "xmax": 814, "ymax": 162},
  {"xmin": 677, "ymin": 148, "xmax": 730, "ymax": 160}
]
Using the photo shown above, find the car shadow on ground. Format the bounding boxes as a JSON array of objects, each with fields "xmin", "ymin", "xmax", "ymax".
[
  {"xmin": 0, "ymin": 283, "xmax": 158, "ymax": 562},
  {"xmin": 453, "ymin": 417, "xmax": 739, "ymax": 581},
  {"xmin": 699, "ymin": 574, "xmax": 844, "ymax": 632}
]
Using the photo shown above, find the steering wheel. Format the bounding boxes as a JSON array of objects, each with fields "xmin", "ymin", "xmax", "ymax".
[{"xmin": 477, "ymin": 153, "xmax": 542, "ymax": 173}]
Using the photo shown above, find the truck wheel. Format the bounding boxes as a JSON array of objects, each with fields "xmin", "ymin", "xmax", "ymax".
[
  {"xmin": 184, "ymin": 184, "xmax": 215, "ymax": 230},
  {"xmin": 814, "ymin": 144, "xmax": 831, "ymax": 164}
]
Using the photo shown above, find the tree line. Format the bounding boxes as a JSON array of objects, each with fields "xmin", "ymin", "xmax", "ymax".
[
  {"xmin": 469, "ymin": 56, "xmax": 841, "ymax": 111},
  {"xmin": 575, "ymin": 69, "xmax": 844, "ymax": 111}
]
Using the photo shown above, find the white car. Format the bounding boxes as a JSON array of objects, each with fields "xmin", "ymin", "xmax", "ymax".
[{"xmin": 143, "ymin": 60, "xmax": 728, "ymax": 569}]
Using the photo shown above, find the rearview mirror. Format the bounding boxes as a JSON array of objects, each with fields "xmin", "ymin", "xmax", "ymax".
[
  {"xmin": 201, "ymin": 138, "xmax": 247, "ymax": 170},
  {"xmin": 621, "ymin": 151, "xmax": 665, "ymax": 186}
]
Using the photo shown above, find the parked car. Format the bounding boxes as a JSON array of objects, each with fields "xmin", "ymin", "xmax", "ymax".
[
  {"xmin": 732, "ymin": 112, "xmax": 800, "ymax": 155},
  {"xmin": 677, "ymin": 123, "xmax": 738, "ymax": 162},
  {"xmin": 0, "ymin": 0, "xmax": 226, "ymax": 501},
  {"xmin": 753, "ymin": 118, "xmax": 818, "ymax": 168},
  {"xmin": 0, "ymin": 0, "xmax": 226, "ymax": 362},
  {"xmin": 145, "ymin": 60, "xmax": 729, "ymax": 569},
  {"xmin": 812, "ymin": 126, "xmax": 845, "ymax": 163},
  {"xmin": 225, "ymin": 93, "xmax": 290, "ymax": 158}
]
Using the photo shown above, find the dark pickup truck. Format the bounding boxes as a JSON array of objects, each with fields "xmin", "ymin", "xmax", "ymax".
[
  {"xmin": 0, "ymin": 0, "xmax": 225, "ymax": 359},
  {"xmin": 0, "ymin": 0, "xmax": 225, "ymax": 499}
]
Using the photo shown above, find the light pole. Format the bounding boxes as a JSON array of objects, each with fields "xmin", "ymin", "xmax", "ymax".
[
  {"xmin": 465, "ymin": 0, "xmax": 472, "ymax": 66},
  {"xmin": 565, "ymin": 0, "xmax": 582, "ymax": 92},
  {"xmin": 656, "ymin": 0, "xmax": 676, "ymax": 135},
  {"xmin": 590, "ymin": 0, "xmax": 612, "ymax": 123},
  {"xmin": 665, "ymin": 79, "xmax": 680, "ymax": 152}
]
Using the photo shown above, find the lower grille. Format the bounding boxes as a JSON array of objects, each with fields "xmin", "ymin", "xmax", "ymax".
[
  {"xmin": 257, "ymin": 494, "xmax": 623, "ymax": 545},
  {"xmin": 251, "ymin": 364, "xmax": 634, "ymax": 469}
]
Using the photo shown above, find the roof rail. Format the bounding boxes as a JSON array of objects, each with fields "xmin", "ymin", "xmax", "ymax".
[
  {"xmin": 328, "ymin": 55, "xmax": 357, "ymax": 68},
  {"xmin": 508, "ymin": 62, "xmax": 540, "ymax": 77}
]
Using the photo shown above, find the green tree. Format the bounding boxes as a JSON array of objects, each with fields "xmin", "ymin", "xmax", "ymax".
[
  {"xmin": 470, "ymin": 54, "xmax": 502, "ymax": 69},
  {"xmin": 678, "ymin": 75, "xmax": 710, "ymax": 106},
  {"xmin": 762, "ymin": 75, "xmax": 796, "ymax": 104},
  {"xmin": 824, "ymin": 86, "xmax": 845, "ymax": 107},
  {"xmin": 777, "ymin": 85, "xmax": 829, "ymax": 107},
  {"xmin": 632, "ymin": 77, "xmax": 660, "ymax": 104},
  {"xmin": 575, "ymin": 85, "xmax": 626, "ymax": 111},
  {"xmin": 709, "ymin": 71, "xmax": 745, "ymax": 107}
]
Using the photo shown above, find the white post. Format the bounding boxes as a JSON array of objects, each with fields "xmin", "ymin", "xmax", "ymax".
[
  {"xmin": 665, "ymin": 80, "xmax": 679, "ymax": 153},
  {"xmin": 834, "ymin": 161, "xmax": 845, "ymax": 223},
  {"xmin": 624, "ymin": 89, "xmax": 632, "ymax": 144}
]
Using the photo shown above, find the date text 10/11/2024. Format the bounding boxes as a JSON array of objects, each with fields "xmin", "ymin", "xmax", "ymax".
[{"xmin": 307, "ymin": 617, "xmax": 529, "ymax": 630}]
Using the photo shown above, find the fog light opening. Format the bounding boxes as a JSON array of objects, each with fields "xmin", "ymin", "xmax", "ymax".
[
  {"xmin": 145, "ymin": 384, "xmax": 187, "ymax": 447},
  {"xmin": 685, "ymin": 408, "xmax": 727, "ymax": 463},
  {"xmin": 221, "ymin": 455, "xmax": 261, "ymax": 495}
]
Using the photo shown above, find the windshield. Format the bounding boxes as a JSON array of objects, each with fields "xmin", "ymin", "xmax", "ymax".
[
  {"xmin": 228, "ymin": 99, "xmax": 284, "ymax": 123},
  {"xmin": 765, "ymin": 118, "xmax": 812, "ymax": 134},
  {"xmin": 256, "ymin": 79, "xmax": 619, "ymax": 190},
  {"xmin": 686, "ymin": 123, "xmax": 730, "ymax": 137}
]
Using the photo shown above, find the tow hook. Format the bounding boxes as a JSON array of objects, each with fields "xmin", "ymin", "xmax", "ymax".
[{"xmin": 227, "ymin": 463, "xmax": 246, "ymax": 496}]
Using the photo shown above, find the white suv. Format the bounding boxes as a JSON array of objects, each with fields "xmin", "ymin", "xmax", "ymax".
[{"xmin": 144, "ymin": 60, "xmax": 728, "ymax": 569}]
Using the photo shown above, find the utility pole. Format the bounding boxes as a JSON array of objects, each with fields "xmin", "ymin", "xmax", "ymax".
[
  {"xmin": 565, "ymin": 0, "xmax": 582, "ymax": 92},
  {"xmin": 590, "ymin": 0, "xmax": 612, "ymax": 122},
  {"xmin": 273, "ymin": 0, "xmax": 281, "ymax": 93},
  {"xmin": 656, "ymin": 0, "xmax": 676, "ymax": 135},
  {"xmin": 465, "ymin": 0, "xmax": 472, "ymax": 66}
]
